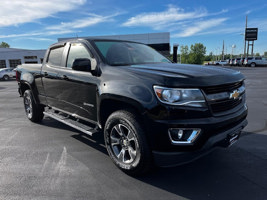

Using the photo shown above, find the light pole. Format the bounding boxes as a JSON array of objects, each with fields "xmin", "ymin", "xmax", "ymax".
[
  {"xmin": 240, "ymin": 33, "xmax": 245, "ymax": 58},
  {"xmin": 231, "ymin": 44, "xmax": 236, "ymax": 59}
]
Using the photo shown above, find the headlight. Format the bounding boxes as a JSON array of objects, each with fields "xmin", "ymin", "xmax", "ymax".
[{"xmin": 153, "ymin": 86, "xmax": 206, "ymax": 107}]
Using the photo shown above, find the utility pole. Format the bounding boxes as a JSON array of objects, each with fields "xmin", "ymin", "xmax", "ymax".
[
  {"xmin": 243, "ymin": 16, "xmax": 247, "ymax": 58},
  {"xmin": 222, "ymin": 40, "xmax": 225, "ymax": 60}
]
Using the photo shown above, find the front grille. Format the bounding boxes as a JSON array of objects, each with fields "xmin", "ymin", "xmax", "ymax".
[
  {"xmin": 202, "ymin": 81, "xmax": 244, "ymax": 114},
  {"xmin": 202, "ymin": 81, "xmax": 243, "ymax": 94},
  {"xmin": 210, "ymin": 98, "xmax": 243, "ymax": 113}
]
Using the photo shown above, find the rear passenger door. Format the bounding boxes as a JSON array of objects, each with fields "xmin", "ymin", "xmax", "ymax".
[{"xmin": 41, "ymin": 44, "xmax": 67, "ymax": 109}]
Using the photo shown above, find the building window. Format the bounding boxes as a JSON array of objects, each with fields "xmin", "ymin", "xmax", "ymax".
[
  {"xmin": 40, "ymin": 58, "xmax": 44, "ymax": 63},
  {"xmin": 25, "ymin": 61, "xmax": 38, "ymax": 64},
  {"xmin": 0, "ymin": 60, "xmax": 6, "ymax": 68},
  {"xmin": 9, "ymin": 59, "xmax": 21, "ymax": 68},
  {"xmin": 24, "ymin": 56, "xmax": 38, "ymax": 60}
]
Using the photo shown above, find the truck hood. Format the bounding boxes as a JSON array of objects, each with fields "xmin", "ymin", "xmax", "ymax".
[{"xmin": 124, "ymin": 63, "xmax": 244, "ymax": 87}]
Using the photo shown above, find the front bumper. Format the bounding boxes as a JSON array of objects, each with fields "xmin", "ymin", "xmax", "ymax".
[{"xmin": 153, "ymin": 118, "xmax": 248, "ymax": 167}]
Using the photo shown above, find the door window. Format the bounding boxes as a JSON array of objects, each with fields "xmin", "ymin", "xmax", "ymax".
[
  {"xmin": 67, "ymin": 43, "xmax": 92, "ymax": 68},
  {"xmin": 47, "ymin": 46, "xmax": 64, "ymax": 66}
]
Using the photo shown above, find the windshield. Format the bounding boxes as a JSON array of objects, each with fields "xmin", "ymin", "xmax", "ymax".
[{"xmin": 92, "ymin": 40, "xmax": 170, "ymax": 66}]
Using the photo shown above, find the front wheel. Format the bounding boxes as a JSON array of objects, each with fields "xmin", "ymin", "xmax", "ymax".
[
  {"xmin": 104, "ymin": 110, "xmax": 152, "ymax": 175},
  {"xmin": 3, "ymin": 75, "xmax": 9, "ymax": 81},
  {"xmin": 23, "ymin": 90, "xmax": 44, "ymax": 122}
]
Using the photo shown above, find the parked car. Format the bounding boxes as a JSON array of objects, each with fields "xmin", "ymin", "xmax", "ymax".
[
  {"xmin": 214, "ymin": 60, "xmax": 227, "ymax": 65},
  {"xmin": 244, "ymin": 57, "xmax": 253, "ymax": 66},
  {"xmin": 229, "ymin": 58, "xmax": 235, "ymax": 66},
  {"xmin": 16, "ymin": 38, "xmax": 247, "ymax": 175},
  {"xmin": 0, "ymin": 68, "xmax": 16, "ymax": 81},
  {"xmin": 244, "ymin": 57, "xmax": 267, "ymax": 67},
  {"xmin": 240, "ymin": 58, "xmax": 245, "ymax": 66},
  {"xmin": 234, "ymin": 58, "xmax": 241, "ymax": 66}
]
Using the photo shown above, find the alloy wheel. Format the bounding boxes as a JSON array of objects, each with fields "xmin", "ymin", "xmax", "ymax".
[
  {"xmin": 109, "ymin": 124, "xmax": 138, "ymax": 164},
  {"xmin": 24, "ymin": 93, "xmax": 33, "ymax": 119}
]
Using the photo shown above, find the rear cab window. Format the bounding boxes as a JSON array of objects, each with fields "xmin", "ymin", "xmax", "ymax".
[{"xmin": 47, "ymin": 46, "xmax": 65, "ymax": 66}]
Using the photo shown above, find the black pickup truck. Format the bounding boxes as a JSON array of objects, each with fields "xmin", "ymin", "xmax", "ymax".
[{"xmin": 16, "ymin": 38, "xmax": 248, "ymax": 175}]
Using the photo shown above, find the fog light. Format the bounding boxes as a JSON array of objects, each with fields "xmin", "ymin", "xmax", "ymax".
[
  {"xmin": 169, "ymin": 129, "xmax": 184, "ymax": 141},
  {"xmin": 168, "ymin": 128, "xmax": 201, "ymax": 145}
]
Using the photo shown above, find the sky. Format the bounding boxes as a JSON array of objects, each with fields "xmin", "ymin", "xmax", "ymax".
[{"xmin": 0, "ymin": 0, "xmax": 267, "ymax": 55}]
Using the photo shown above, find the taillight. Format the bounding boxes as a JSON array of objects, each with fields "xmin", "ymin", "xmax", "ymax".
[{"xmin": 16, "ymin": 71, "xmax": 20, "ymax": 82}]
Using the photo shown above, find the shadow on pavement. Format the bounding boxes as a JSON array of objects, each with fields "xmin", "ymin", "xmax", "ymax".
[{"xmin": 39, "ymin": 117, "xmax": 267, "ymax": 199}]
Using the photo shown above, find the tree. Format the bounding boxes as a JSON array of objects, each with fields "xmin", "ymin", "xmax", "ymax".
[
  {"xmin": 205, "ymin": 52, "xmax": 213, "ymax": 61},
  {"xmin": 188, "ymin": 43, "xmax": 206, "ymax": 64},
  {"xmin": 180, "ymin": 45, "xmax": 189, "ymax": 64},
  {"xmin": 264, "ymin": 52, "xmax": 267, "ymax": 58},
  {"xmin": 255, "ymin": 52, "xmax": 260, "ymax": 56},
  {"xmin": 0, "ymin": 42, "xmax": 10, "ymax": 48}
]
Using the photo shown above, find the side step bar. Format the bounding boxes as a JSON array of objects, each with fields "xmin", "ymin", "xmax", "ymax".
[{"xmin": 43, "ymin": 110, "xmax": 98, "ymax": 136}]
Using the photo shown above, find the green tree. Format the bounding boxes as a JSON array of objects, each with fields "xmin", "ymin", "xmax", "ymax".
[
  {"xmin": 180, "ymin": 45, "xmax": 189, "ymax": 64},
  {"xmin": 264, "ymin": 52, "xmax": 267, "ymax": 58},
  {"xmin": 0, "ymin": 42, "xmax": 10, "ymax": 48},
  {"xmin": 205, "ymin": 52, "xmax": 213, "ymax": 61},
  {"xmin": 255, "ymin": 52, "xmax": 260, "ymax": 56},
  {"xmin": 188, "ymin": 43, "xmax": 206, "ymax": 64}
]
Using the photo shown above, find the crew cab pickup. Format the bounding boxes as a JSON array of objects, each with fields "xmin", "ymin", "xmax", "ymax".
[{"xmin": 16, "ymin": 38, "xmax": 248, "ymax": 175}]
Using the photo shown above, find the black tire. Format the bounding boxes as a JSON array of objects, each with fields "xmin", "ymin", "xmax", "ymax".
[
  {"xmin": 23, "ymin": 90, "xmax": 44, "ymax": 122},
  {"xmin": 3, "ymin": 75, "xmax": 9, "ymax": 81},
  {"xmin": 104, "ymin": 110, "xmax": 152, "ymax": 175},
  {"xmin": 250, "ymin": 62, "xmax": 256, "ymax": 67}
]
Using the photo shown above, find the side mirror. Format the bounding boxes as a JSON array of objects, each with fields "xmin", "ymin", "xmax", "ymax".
[
  {"xmin": 72, "ymin": 58, "xmax": 91, "ymax": 72},
  {"xmin": 72, "ymin": 58, "xmax": 97, "ymax": 72}
]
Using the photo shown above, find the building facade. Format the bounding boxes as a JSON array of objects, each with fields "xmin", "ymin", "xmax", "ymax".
[
  {"xmin": 0, "ymin": 48, "xmax": 46, "ymax": 69},
  {"xmin": 58, "ymin": 32, "xmax": 170, "ymax": 56}
]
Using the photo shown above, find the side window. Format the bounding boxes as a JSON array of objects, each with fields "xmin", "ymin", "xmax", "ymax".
[
  {"xmin": 47, "ymin": 46, "xmax": 64, "ymax": 66},
  {"xmin": 67, "ymin": 43, "xmax": 92, "ymax": 68}
]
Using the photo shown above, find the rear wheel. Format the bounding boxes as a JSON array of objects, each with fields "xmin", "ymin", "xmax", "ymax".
[
  {"xmin": 23, "ymin": 90, "xmax": 44, "ymax": 122},
  {"xmin": 3, "ymin": 75, "xmax": 9, "ymax": 81},
  {"xmin": 104, "ymin": 110, "xmax": 152, "ymax": 175},
  {"xmin": 250, "ymin": 62, "xmax": 256, "ymax": 67}
]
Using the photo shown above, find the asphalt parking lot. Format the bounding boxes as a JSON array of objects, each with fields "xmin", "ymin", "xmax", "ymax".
[{"xmin": 0, "ymin": 67, "xmax": 267, "ymax": 200}]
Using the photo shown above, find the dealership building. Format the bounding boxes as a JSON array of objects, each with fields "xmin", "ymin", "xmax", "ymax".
[
  {"xmin": 0, "ymin": 48, "xmax": 46, "ymax": 69},
  {"xmin": 59, "ymin": 32, "xmax": 170, "ymax": 57},
  {"xmin": 0, "ymin": 32, "xmax": 170, "ymax": 69}
]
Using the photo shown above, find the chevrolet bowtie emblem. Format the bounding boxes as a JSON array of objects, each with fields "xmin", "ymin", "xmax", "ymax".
[{"xmin": 230, "ymin": 90, "xmax": 240, "ymax": 99}]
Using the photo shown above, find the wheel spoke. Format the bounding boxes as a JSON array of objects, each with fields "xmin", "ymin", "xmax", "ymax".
[
  {"xmin": 114, "ymin": 124, "xmax": 124, "ymax": 136},
  {"xmin": 110, "ymin": 135, "xmax": 120, "ymax": 146},
  {"xmin": 128, "ymin": 146, "xmax": 137, "ymax": 161},
  {"xmin": 127, "ymin": 130, "xmax": 135, "ymax": 141},
  {"xmin": 117, "ymin": 148, "xmax": 126, "ymax": 162}
]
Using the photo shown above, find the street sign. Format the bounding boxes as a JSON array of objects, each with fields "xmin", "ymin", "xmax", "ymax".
[{"xmin": 245, "ymin": 28, "xmax": 258, "ymax": 41}]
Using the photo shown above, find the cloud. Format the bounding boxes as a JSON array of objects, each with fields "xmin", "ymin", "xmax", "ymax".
[
  {"xmin": 173, "ymin": 18, "xmax": 228, "ymax": 37},
  {"xmin": 122, "ymin": 5, "xmax": 208, "ymax": 28},
  {"xmin": 0, "ymin": 30, "xmax": 76, "ymax": 39},
  {"xmin": 47, "ymin": 13, "xmax": 120, "ymax": 31},
  {"xmin": 0, "ymin": 0, "xmax": 86, "ymax": 27}
]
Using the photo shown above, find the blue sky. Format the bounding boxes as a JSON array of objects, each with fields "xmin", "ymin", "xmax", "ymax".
[{"xmin": 0, "ymin": 0, "xmax": 267, "ymax": 55}]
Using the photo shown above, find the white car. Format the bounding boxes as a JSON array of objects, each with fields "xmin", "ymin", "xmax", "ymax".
[
  {"xmin": 0, "ymin": 68, "xmax": 16, "ymax": 81},
  {"xmin": 215, "ymin": 60, "xmax": 228, "ymax": 65},
  {"xmin": 244, "ymin": 57, "xmax": 267, "ymax": 67}
]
